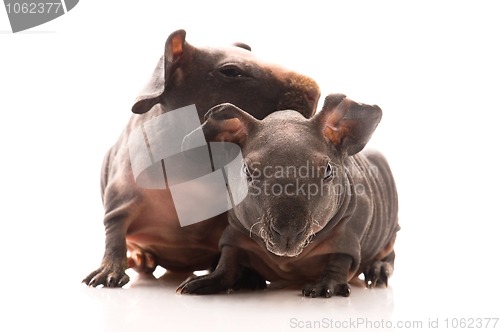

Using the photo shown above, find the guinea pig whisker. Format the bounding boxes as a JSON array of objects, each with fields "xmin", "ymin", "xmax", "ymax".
[
  {"xmin": 249, "ymin": 219, "xmax": 264, "ymax": 238},
  {"xmin": 311, "ymin": 218, "xmax": 322, "ymax": 236}
]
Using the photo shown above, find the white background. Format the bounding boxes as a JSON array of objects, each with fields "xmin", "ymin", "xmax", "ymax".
[{"xmin": 1, "ymin": 1, "xmax": 499, "ymax": 331}]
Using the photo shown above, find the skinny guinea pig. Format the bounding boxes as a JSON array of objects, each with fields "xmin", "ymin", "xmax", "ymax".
[
  {"xmin": 83, "ymin": 29, "xmax": 320, "ymax": 287},
  {"xmin": 178, "ymin": 94, "xmax": 399, "ymax": 297}
]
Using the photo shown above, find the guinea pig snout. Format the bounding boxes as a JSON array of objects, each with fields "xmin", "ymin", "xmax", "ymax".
[
  {"xmin": 266, "ymin": 223, "xmax": 310, "ymax": 257},
  {"xmin": 270, "ymin": 223, "xmax": 306, "ymax": 241}
]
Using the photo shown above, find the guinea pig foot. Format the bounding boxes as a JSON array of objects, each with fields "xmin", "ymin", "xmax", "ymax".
[
  {"xmin": 176, "ymin": 272, "xmax": 231, "ymax": 295},
  {"xmin": 128, "ymin": 249, "xmax": 157, "ymax": 274},
  {"xmin": 82, "ymin": 261, "xmax": 130, "ymax": 288},
  {"xmin": 363, "ymin": 260, "xmax": 392, "ymax": 288},
  {"xmin": 302, "ymin": 280, "xmax": 351, "ymax": 298}
]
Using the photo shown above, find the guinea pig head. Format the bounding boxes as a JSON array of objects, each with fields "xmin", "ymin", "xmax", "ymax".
[
  {"xmin": 131, "ymin": 30, "xmax": 320, "ymax": 120},
  {"xmin": 195, "ymin": 96, "xmax": 381, "ymax": 257}
]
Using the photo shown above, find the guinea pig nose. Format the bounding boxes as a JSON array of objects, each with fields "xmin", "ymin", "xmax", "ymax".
[
  {"xmin": 296, "ymin": 226, "xmax": 307, "ymax": 237},
  {"xmin": 270, "ymin": 224, "xmax": 283, "ymax": 236}
]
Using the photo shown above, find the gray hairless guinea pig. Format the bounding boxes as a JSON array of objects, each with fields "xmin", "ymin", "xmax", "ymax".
[
  {"xmin": 82, "ymin": 30, "xmax": 320, "ymax": 287},
  {"xmin": 178, "ymin": 94, "xmax": 399, "ymax": 297}
]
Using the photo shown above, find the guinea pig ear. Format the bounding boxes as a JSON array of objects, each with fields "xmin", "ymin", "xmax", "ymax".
[
  {"xmin": 314, "ymin": 94, "xmax": 382, "ymax": 156},
  {"xmin": 201, "ymin": 103, "xmax": 258, "ymax": 145},
  {"xmin": 131, "ymin": 29, "xmax": 189, "ymax": 114}
]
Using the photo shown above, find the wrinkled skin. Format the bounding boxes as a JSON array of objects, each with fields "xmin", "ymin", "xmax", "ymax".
[
  {"xmin": 83, "ymin": 29, "xmax": 320, "ymax": 287},
  {"xmin": 178, "ymin": 94, "xmax": 399, "ymax": 297}
]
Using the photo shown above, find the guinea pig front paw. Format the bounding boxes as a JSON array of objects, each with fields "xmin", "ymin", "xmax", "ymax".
[
  {"xmin": 82, "ymin": 261, "xmax": 129, "ymax": 288},
  {"xmin": 302, "ymin": 280, "xmax": 351, "ymax": 298},
  {"xmin": 176, "ymin": 272, "xmax": 232, "ymax": 295},
  {"xmin": 363, "ymin": 260, "xmax": 393, "ymax": 288}
]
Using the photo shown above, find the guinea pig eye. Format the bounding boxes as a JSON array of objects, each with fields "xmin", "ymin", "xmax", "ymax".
[
  {"xmin": 323, "ymin": 162, "xmax": 334, "ymax": 182},
  {"xmin": 242, "ymin": 163, "xmax": 253, "ymax": 182},
  {"xmin": 218, "ymin": 65, "xmax": 247, "ymax": 78}
]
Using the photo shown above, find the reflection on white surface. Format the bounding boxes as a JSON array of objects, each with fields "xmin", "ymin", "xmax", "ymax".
[
  {"xmin": 55, "ymin": 273, "xmax": 397, "ymax": 332},
  {"xmin": 3, "ymin": 260, "xmax": 498, "ymax": 332}
]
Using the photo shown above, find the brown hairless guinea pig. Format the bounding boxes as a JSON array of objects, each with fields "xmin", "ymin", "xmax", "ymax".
[
  {"xmin": 178, "ymin": 94, "xmax": 399, "ymax": 297},
  {"xmin": 82, "ymin": 29, "xmax": 320, "ymax": 287}
]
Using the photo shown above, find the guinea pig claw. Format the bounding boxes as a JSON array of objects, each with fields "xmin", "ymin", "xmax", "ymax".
[
  {"xmin": 176, "ymin": 274, "xmax": 229, "ymax": 295},
  {"xmin": 364, "ymin": 260, "xmax": 392, "ymax": 288},
  {"xmin": 106, "ymin": 274, "xmax": 129, "ymax": 288},
  {"xmin": 176, "ymin": 274, "xmax": 198, "ymax": 294},
  {"xmin": 334, "ymin": 283, "xmax": 351, "ymax": 297},
  {"xmin": 302, "ymin": 281, "xmax": 351, "ymax": 298},
  {"xmin": 82, "ymin": 263, "xmax": 129, "ymax": 288}
]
